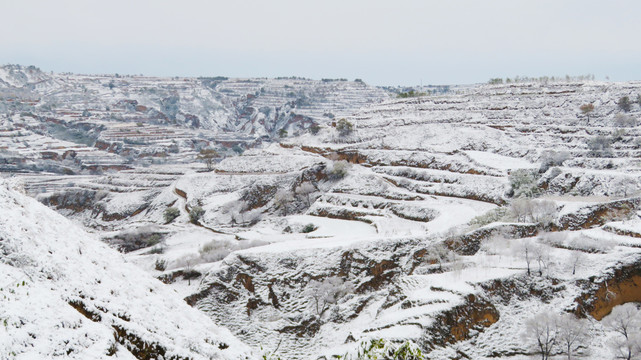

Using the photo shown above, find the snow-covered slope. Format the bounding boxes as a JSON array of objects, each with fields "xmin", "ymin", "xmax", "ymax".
[
  {"xmin": 5, "ymin": 67, "xmax": 641, "ymax": 359},
  {"xmin": 0, "ymin": 181, "xmax": 252, "ymax": 359}
]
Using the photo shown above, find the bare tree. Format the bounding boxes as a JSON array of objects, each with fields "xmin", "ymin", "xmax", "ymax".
[
  {"xmin": 522, "ymin": 241, "xmax": 533, "ymax": 276},
  {"xmin": 174, "ymin": 255, "xmax": 198, "ymax": 285},
  {"xmin": 511, "ymin": 198, "xmax": 533, "ymax": 222},
  {"xmin": 525, "ymin": 311, "xmax": 558, "ymax": 360},
  {"xmin": 557, "ymin": 313, "xmax": 590, "ymax": 360},
  {"xmin": 569, "ymin": 251, "xmax": 585, "ymax": 275},
  {"xmin": 604, "ymin": 303, "xmax": 641, "ymax": 360},
  {"xmin": 273, "ymin": 188, "xmax": 294, "ymax": 216},
  {"xmin": 197, "ymin": 148, "xmax": 219, "ymax": 171},
  {"xmin": 532, "ymin": 243, "xmax": 551, "ymax": 276}
]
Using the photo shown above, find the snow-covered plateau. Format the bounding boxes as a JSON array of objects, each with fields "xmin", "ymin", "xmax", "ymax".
[{"xmin": 3, "ymin": 65, "xmax": 641, "ymax": 359}]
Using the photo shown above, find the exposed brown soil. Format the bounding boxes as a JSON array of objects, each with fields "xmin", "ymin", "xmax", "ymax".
[{"xmin": 574, "ymin": 259, "xmax": 641, "ymax": 320}]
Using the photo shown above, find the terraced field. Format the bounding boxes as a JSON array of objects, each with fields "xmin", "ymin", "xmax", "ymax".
[{"xmin": 4, "ymin": 65, "xmax": 641, "ymax": 359}]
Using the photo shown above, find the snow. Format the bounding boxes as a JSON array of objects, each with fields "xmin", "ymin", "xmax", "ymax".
[
  {"xmin": 0, "ymin": 182, "xmax": 253, "ymax": 359},
  {"xmin": 5, "ymin": 69, "xmax": 641, "ymax": 359},
  {"xmin": 466, "ymin": 150, "xmax": 538, "ymax": 172}
]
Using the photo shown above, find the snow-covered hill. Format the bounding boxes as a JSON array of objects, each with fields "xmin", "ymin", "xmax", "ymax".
[
  {"xmin": 0, "ymin": 181, "xmax": 252, "ymax": 359},
  {"xmin": 4, "ymin": 66, "xmax": 641, "ymax": 359}
]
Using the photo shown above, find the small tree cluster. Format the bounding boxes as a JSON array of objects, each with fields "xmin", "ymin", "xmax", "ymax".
[
  {"xmin": 524, "ymin": 311, "xmax": 590, "ymax": 360},
  {"xmin": 510, "ymin": 198, "xmax": 557, "ymax": 224},
  {"xmin": 488, "ymin": 74, "xmax": 595, "ymax": 85},
  {"xmin": 307, "ymin": 276, "xmax": 354, "ymax": 316},
  {"xmin": 516, "ymin": 240, "xmax": 550, "ymax": 276},
  {"xmin": 310, "ymin": 123, "xmax": 321, "ymax": 135},
  {"xmin": 604, "ymin": 303, "xmax": 641, "ymax": 360},
  {"xmin": 397, "ymin": 90, "xmax": 427, "ymax": 98},
  {"xmin": 336, "ymin": 118, "xmax": 354, "ymax": 137},
  {"xmin": 154, "ymin": 258, "xmax": 167, "ymax": 271}
]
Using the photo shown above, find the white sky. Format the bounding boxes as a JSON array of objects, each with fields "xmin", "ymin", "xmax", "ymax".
[{"xmin": 1, "ymin": 0, "xmax": 640, "ymax": 85}]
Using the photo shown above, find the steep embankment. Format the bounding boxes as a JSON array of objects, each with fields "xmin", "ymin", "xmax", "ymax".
[{"xmin": 0, "ymin": 182, "xmax": 252, "ymax": 359}]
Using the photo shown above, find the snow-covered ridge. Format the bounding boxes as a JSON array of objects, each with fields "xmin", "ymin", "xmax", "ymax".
[
  {"xmin": 0, "ymin": 181, "xmax": 252, "ymax": 359},
  {"xmin": 5, "ymin": 66, "xmax": 641, "ymax": 359}
]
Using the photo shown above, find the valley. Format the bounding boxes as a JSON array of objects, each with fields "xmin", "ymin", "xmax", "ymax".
[{"xmin": 2, "ymin": 64, "xmax": 641, "ymax": 359}]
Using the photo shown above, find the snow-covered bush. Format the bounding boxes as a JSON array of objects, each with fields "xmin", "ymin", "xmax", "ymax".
[
  {"xmin": 163, "ymin": 207, "xmax": 180, "ymax": 223},
  {"xmin": 273, "ymin": 189, "xmax": 294, "ymax": 215},
  {"xmin": 468, "ymin": 207, "xmax": 508, "ymax": 228},
  {"xmin": 327, "ymin": 160, "xmax": 351, "ymax": 180},
  {"xmin": 295, "ymin": 182, "xmax": 316, "ymax": 206},
  {"xmin": 612, "ymin": 177, "xmax": 639, "ymax": 198},
  {"xmin": 154, "ymin": 258, "xmax": 167, "ymax": 271},
  {"xmin": 104, "ymin": 227, "xmax": 166, "ymax": 253},
  {"xmin": 568, "ymin": 235, "xmax": 615, "ymax": 254},
  {"xmin": 199, "ymin": 241, "xmax": 234, "ymax": 263},
  {"xmin": 189, "ymin": 206, "xmax": 205, "ymax": 224},
  {"xmin": 508, "ymin": 169, "xmax": 540, "ymax": 198},
  {"xmin": 243, "ymin": 208, "xmax": 263, "ymax": 226},
  {"xmin": 301, "ymin": 223, "xmax": 317, "ymax": 233},
  {"xmin": 228, "ymin": 206, "xmax": 262, "ymax": 226},
  {"xmin": 198, "ymin": 239, "xmax": 268, "ymax": 264},
  {"xmin": 343, "ymin": 339, "xmax": 424, "ymax": 360},
  {"xmin": 587, "ymin": 136, "xmax": 614, "ymax": 158},
  {"xmin": 614, "ymin": 113, "xmax": 637, "ymax": 128},
  {"xmin": 539, "ymin": 150, "xmax": 570, "ymax": 173},
  {"xmin": 618, "ymin": 96, "xmax": 632, "ymax": 112},
  {"xmin": 420, "ymin": 243, "xmax": 457, "ymax": 272}
]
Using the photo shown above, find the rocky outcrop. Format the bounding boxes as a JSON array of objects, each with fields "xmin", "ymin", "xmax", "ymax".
[
  {"xmin": 556, "ymin": 198, "xmax": 640, "ymax": 231},
  {"xmin": 574, "ymin": 258, "xmax": 641, "ymax": 320},
  {"xmin": 446, "ymin": 223, "xmax": 539, "ymax": 256},
  {"xmin": 422, "ymin": 294, "xmax": 499, "ymax": 348}
]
